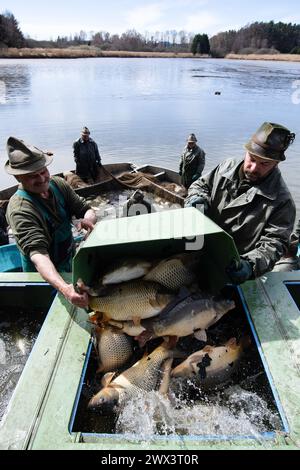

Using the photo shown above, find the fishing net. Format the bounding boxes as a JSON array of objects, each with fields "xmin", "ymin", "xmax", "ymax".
[{"xmin": 64, "ymin": 167, "xmax": 186, "ymax": 205}]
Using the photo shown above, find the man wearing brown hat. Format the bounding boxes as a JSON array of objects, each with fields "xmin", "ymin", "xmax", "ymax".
[
  {"xmin": 185, "ymin": 122, "xmax": 296, "ymax": 284},
  {"xmin": 5, "ymin": 137, "xmax": 97, "ymax": 308},
  {"xmin": 73, "ymin": 127, "xmax": 101, "ymax": 183},
  {"xmin": 179, "ymin": 133, "xmax": 206, "ymax": 189}
]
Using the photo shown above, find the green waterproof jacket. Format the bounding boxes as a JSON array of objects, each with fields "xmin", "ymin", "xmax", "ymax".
[
  {"xmin": 6, "ymin": 176, "xmax": 91, "ymax": 271},
  {"xmin": 179, "ymin": 144, "xmax": 205, "ymax": 188},
  {"xmin": 185, "ymin": 158, "xmax": 296, "ymax": 278}
]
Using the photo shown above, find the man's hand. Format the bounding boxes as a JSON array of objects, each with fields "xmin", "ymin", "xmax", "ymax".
[
  {"xmin": 62, "ymin": 283, "xmax": 89, "ymax": 308},
  {"xmin": 226, "ymin": 259, "xmax": 253, "ymax": 285},
  {"xmin": 76, "ymin": 218, "xmax": 95, "ymax": 239},
  {"xmin": 184, "ymin": 195, "xmax": 208, "ymax": 211}
]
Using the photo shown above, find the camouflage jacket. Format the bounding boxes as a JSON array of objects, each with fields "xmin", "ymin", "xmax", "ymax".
[
  {"xmin": 179, "ymin": 144, "xmax": 205, "ymax": 188},
  {"xmin": 185, "ymin": 158, "xmax": 296, "ymax": 277}
]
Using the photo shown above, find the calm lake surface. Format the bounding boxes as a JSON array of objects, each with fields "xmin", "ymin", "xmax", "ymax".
[{"xmin": 0, "ymin": 57, "xmax": 299, "ymax": 215}]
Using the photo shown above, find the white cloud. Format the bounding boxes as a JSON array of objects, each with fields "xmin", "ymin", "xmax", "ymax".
[
  {"xmin": 184, "ymin": 12, "xmax": 222, "ymax": 35},
  {"xmin": 125, "ymin": 3, "xmax": 164, "ymax": 31}
]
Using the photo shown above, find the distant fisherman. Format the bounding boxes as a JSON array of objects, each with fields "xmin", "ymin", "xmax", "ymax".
[
  {"xmin": 5, "ymin": 137, "xmax": 96, "ymax": 308},
  {"xmin": 179, "ymin": 133, "xmax": 206, "ymax": 189},
  {"xmin": 185, "ymin": 122, "xmax": 296, "ymax": 283},
  {"xmin": 73, "ymin": 126, "xmax": 102, "ymax": 184}
]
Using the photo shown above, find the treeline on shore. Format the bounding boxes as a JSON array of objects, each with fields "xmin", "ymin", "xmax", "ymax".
[
  {"xmin": 0, "ymin": 10, "xmax": 300, "ymax": 58},
  {"xmin": 210, "ymin": 21, "xmax": 300, "ymax": 57}
]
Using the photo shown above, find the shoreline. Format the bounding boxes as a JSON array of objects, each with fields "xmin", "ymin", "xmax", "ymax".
[
  {"xmin": 226, "ymin": 53, "xmax": 300, "ymax": 62},
  {"xmin": 0, "ymin": 48, "xmax": 299, "ymax": 62},
  {"xmin": 0, "ymin": 47, "xmax": 197, "ymax": 59}
]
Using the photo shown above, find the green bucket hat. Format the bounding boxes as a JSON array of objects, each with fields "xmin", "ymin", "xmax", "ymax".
[
  {"xmin": 5, "ymin": 137, "xmax": 53, "ymax": 175},
  {"xmin": 245, "ymin": 122, "xmax": 295, "ymax": 162}
]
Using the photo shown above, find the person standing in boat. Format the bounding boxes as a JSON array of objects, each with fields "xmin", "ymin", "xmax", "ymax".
[
  {"xmin": 5, "ymin": 137, "xmax": 96, "ymax": 308},
  {"xmin": 73, "ymin": 126, "xmax": 102, "ymax": 184},
  {"xmin": 185, "ymin": 122, "xmax": 296, "ymax": 284},
  {"xmin": 179, "ymin": 133, "xmax": 206, "ymax": 189}
]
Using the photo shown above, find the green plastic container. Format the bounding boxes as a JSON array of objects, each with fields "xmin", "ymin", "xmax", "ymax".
[{"xmin": 73, "ymin": 207, "xmax": 240, "ymax": 293}]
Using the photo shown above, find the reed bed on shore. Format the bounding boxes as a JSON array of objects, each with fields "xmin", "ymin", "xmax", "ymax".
[
  {"xmin": 226, "ymin": 53, "xmax": 300, "ymax": 62},
  {"xmin": 0, "ymin": 47, "xmax": 196, "ymax": 59}
]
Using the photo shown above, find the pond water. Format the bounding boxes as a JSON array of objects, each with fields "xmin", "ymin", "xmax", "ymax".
[{"xmin": 0, "ymin": 57, "xmax": 299, "ymax": 217}]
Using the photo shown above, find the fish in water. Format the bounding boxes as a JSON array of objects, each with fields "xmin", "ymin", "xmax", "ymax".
[
  {"xmin": 89, "ymin": 280, "xmax": 174, "ymax": 322},
  {"xmin": 88, "ymin": 342, "xmax": 182, "ymax": 411},
  {"xmin": 144, "ymin": 252, "xmax": 201, "ymax": 291},
  {"xmin": 139, "ymin": 296, "xmax": 235, "ymax": 342},
  {"xmin": 93, "ymin": 326, "xmax": 133, "ymax": 373},
  {"xmin": 101, "ymin": 258, "xmax": 152, "ymax": 285},
  {"xmin": 171, "ymin": 337, "xmax": 250, "ymax": 388}
]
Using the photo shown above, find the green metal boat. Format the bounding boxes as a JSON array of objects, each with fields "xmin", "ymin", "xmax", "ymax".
[{"xmin": 0, "ymin": 208, "xmax": 299, "ymax": 450}]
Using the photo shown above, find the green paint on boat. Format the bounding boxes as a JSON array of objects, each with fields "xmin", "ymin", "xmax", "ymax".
[{"xmin": 0, "ymin": 210, "xmax": 299, "ymax": 450}]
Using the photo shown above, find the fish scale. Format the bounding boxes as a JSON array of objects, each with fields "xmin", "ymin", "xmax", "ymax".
[
  {"xmin": 114, "ymin": 346, "xmax": 174, "ymax": 401},
  {"xmin": 95, "ymin": 327, "xmax": 133, "ymax": 373},
  {"xmin": 88, "ymin": 344, "xmax": 178, "ymax": 409},
  {"xmin": 89, "ymin": 280, "xmax": 173, "ymax": 321},
  {"xmin": 144, "ymin": 254, "xmax": 198, "ymax": 291}
]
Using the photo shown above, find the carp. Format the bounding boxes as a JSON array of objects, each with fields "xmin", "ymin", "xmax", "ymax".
[
  {"xmin": 140, "ymin": 296, "xmax": 235, "ymax": 341},
  {"xmin": 93, "ymin": 326, "xmax": 133, "ymax": 373},
  {"xmin": 144, "ymin": 252, "xmax": 201, "ymax": 291},
  {"xmin": 89, "ymin": 280, "xmax": 174, "ymax": 322},
  {"xmin": 101, "ymin": 258, "xmax": 152, "ymax": 285},
  {"xmin": 88, "ymin": 343, "xmax": 182, "ymax": 411},
  {"xmin": 171, "ymin": 337, "xmax": 250, "ymax": 388}
]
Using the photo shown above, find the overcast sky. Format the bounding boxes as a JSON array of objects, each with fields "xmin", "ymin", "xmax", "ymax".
[{"xmin": 2, "ymin": 0, "xmax": 300, "ymax": 40}]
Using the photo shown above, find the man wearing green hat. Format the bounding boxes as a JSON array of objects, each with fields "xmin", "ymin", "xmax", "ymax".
[
  {"xmin": 185, "ymin": 122, "xmax": 296, "ymax": 284},
  {"xmin": 179, "ymin": 133, "xmax": 206, "ymax": 189},
  {"xmin": 5, "ymin": 137, "xmax": 97, "ymax": 308}
]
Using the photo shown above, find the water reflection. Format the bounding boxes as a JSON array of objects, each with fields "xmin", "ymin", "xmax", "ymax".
[
  {"xmin": 0, "ymin": 64, "xmax": 31, "ymax": 104},
  {"xmin": 0, "ymin": 58, "xmax": 299, "ymax": 216}
]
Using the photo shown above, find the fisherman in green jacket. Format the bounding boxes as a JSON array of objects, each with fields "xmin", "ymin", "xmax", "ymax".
[
  {"xmin": 185, "ymin": 122, "xmax": 296, "ymax": 284},
  {"xmin": 179, "ymin": 133, "xmax": 206, "ymax": 189},
  {"xmin": 5, "ymin": 137, "xmax": 97, "ymax": 308}
]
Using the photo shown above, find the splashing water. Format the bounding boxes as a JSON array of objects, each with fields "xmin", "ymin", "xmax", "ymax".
[
  {"xmin": 0, "ymin": 315, "xmax": 43, "ymax": 423},
  {"xmin": 115, "ymin": 383, "xmax": 282, "ymax": 446}
]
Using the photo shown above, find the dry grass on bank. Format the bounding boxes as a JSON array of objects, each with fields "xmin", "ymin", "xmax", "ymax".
[
  {"xmin": 226, "ymin": 53, "xmax": 300, "ymax": 62},
  {"xmin": 0, "ymin": 47, "xmax": 197, "ymax": 59}
]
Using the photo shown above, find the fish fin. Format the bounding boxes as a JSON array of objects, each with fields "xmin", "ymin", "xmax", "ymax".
[
  {"xmin": 108, "ymin": 320, "xmax": 124, "ymax": 331},
  {"xmin": 98, "ymin": 312, "xmax": 111, "ymax": 326},
  {"xmin": 135, "ymin": 330, "xmax": 153, "ymax": 348},
  {"xmin": 132, "ymin": 316, "xmax": 141, "ymax": 326},
  {"xmin": 163, "ymin": 335, "xmax": 178, "ymax": 349},
  {"xmin": 226, "ymin": 337, "xmax": 238, "ymax": 348},
  {"xmin": 158, "ymin": 358, "xmax": 173, "ymax": 395},
  {"xmin": 101, "ymin": 372, "xmax": 116, "ymax": 388},
  {"xmin": 194, "ymin": 329, "xmax": 207, "ymax": 342},
  {"xmin": 89, "ymin": 312, "xmax": 103, "ymax": 324},
  {"xmin": 200, "ymin": 345, "xmax": 214, "ymax": 354},
  {"xmin": 149, "ymin": 297, "xmax": 161, "ymax": 309}
]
